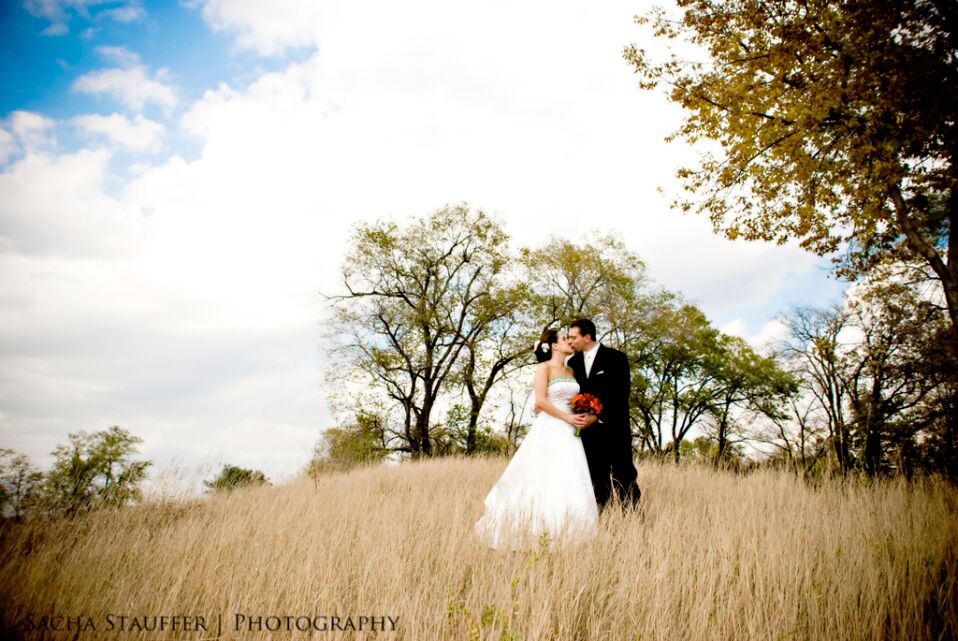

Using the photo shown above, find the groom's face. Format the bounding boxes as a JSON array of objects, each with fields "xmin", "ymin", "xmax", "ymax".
[{"xmin": 567, "ymin": 327, "xmax": 588, "ymax": 352}]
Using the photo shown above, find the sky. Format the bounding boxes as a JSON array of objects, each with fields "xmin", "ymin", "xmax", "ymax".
[{"xmin": 0, "ymin": 0, "xmax": 847, "ymax": 488}]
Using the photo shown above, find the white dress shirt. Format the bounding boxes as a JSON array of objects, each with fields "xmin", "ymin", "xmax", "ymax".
[{"xmin": 583, "ymin": 342, "xmax": 600, "ymax": 378}]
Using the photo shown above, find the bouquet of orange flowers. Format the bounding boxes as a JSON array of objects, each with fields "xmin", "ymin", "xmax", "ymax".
[{"xmin": 569, "ymin": 393, "xmax": 602, "ymax": 437}]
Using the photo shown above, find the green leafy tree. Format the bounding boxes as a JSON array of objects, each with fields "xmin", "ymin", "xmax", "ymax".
[
  {"xmin": 44, "ymin": 426, "xmax": 151, "ymax": 516},
  {"xmin": 455, "ymin": 280, "xmax": 537, "ymax": 454},
  {"xmin": 631, "ymin": 300, "xmax": 795, "ymax": 463},
  {"xmin": 328, "ymin": 204, "xmax": 510, "ymax": 457},
  {"xmin": 626, "ymin": 0, "xmax": 958, "ymax": 345},
  {"xmin": 631, "ymin": 301, "xmax": 719, "ymax": 459},
  {"xmin": 307, "ymin": 410, "xmax": 390, "ymax": 478},
  {"xmin": 704, "ymin": 334, "xmax": 798, "ymax": 465},
  {"xmin": 679, "ymin": 435, "xmax": 746, "ymax": 464},
  {"xmin": 204, "ymin": 465, "xmax": 269, "ymax": 492},
  {"xmin": 0, "ymin": 449, "xmax": 43, "ymax": 521},
  {"xmin": 430, "ymin": 404, "xmax": 510, "ymax": 455},
  {"xmin": 520, "ymin": 232, "xmax": 649, "ymax": 332}
]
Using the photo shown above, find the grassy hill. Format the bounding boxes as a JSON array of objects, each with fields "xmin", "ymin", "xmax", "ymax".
[{"xmin": 1, "ymin": 457, "xmax": 955, "ymax": 640}]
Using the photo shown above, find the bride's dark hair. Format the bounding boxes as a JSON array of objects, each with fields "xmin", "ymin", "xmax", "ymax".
[{"xmin": 534, "ymin": 328, "xmax": 560, "ymax": 363}]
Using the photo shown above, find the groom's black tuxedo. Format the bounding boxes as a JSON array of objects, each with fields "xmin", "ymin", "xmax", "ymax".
[{"xmin": 568, "ymin": 344, "xmax": 641, "ymax": 508}]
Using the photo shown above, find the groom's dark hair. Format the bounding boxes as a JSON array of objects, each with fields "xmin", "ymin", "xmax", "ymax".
[{"xmin": 570, "ymin": 318, "xmax": 597, "ymax": 341}]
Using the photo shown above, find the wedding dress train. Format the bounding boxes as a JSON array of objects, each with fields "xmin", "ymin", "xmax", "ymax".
[{"xmin": 475, "ymin": 378, "xmax": 599, "ymax": 550}]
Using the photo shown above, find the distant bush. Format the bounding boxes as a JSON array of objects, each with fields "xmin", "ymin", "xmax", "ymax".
[{"xmin": 203, "ymin": 464, "xmax": 269, "ymax": 492}]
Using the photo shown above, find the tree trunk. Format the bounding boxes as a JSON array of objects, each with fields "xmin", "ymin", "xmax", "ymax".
[
  {"xmin": 466, "ymin": 397, "xmax": 480, "ymax": 454},
  {"xmin": 416, "ymin": 397, "xmax": 433, "ymax": 457},
  {"xmin": 890, "ymin": 187, "xmax": 958, "ymax": 346},
  {"xmin": 714, "ymin": 398, "xmax": 732, "ymax": 467}
]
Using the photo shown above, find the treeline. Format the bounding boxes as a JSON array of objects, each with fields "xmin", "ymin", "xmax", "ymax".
[
  {"xmin": 0, "ymin": 427, "xmax": 269, "ymax": 522},
  {"xmin": 318, "ymin": 204, "xmax": 957, "ymax": 479}
]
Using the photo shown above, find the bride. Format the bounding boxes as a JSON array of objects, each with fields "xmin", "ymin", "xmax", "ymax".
[{"xmin": 474, "ymin": 329, "xmax": 599, "ymax": 550}]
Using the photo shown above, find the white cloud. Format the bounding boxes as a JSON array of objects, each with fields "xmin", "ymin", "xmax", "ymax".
[
  {"xmin": 24, "ymin": 0, "xmax": 145, "ymax": 35},
  {"xmin": 100, "ymin": 3, "xmax": 144, "ymax": 23},
  {"xmin": 7, "ymin": 111, "xmax": 57, "ymax": 151},
  {"xmin": 41, "ymin": 22, "xmax": 69, "ymax": 36},
  {"xmin": 721, "ymin": 319, "xmax": 750, "ymax": 340},
  {"xmin": 753, "ymin": 319, "xmax": 791, "ymax": 349},
  {"xmin": 0, "ymin": 148, "xmax": 145, "ymax": 257},
  {"xmin": 73, "ymin": 112, "xmax": 165, "ymax": 152},
  {"xmin": 0, "ymin": 250, "xmax": 328, "ymax": 481},
  {"xmin": 722, "ymin": 318, "xmax": 791, "ymax": 352},
  {"xmin": 72, "ymin": 66, "xmax": 177, "ymax": 111},
  {"xmin": 0, "ymin": 111, "xmax": 58, "ymax": 162},
  {"xmin": 0, "ymin": 129, "xmax": 15, "ymax": 164},
  {"xmin": 22, "ymin": 0, "xmax": 83, "ymax": 34},
  {"xmin": 197, "ymin": 0, "xmax": 331, "ymax": 55},
  {"xmin": 95, "ymin": 45, "xmax": 140, "ymax": 67}
]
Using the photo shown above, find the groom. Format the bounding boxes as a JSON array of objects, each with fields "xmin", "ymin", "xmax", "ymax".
[{"xmin": 567, "ymin": 319, "xmax": 641, "ymax": 509}]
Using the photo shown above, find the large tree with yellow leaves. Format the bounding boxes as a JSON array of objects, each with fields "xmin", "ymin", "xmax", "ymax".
[{"xmin": 625, "ymin": 0, "xmax": 957, "ymax": 341}]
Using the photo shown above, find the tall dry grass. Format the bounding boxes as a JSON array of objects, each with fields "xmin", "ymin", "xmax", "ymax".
[{"xmin": 0, "ymin": 457, "xmax": 955, "ymax": 641}]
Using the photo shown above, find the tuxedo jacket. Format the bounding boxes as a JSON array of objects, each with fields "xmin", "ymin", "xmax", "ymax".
[{"xmin": 567, "ymin": 344, "xmax": 631, "ymax": 434}]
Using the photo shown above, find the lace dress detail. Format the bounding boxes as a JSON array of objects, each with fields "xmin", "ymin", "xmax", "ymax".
[{"xmin": 474, "ymin": 378, "xmax": 598, "ymax": 550}]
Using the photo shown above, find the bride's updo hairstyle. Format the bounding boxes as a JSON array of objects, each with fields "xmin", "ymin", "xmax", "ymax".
[{"xmin": 534, "ymin": 328, "xmax": 560, "ymax": 363}]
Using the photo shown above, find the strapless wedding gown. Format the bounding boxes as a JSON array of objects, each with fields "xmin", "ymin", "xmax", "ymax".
[{"xmin": 475, "ymin": 378, "xmax": 598, "ymax": 550}]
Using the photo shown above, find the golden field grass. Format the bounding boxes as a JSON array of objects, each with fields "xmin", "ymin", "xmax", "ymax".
[{"xmin": 0, "ymin": 457, "xmax": 956, "ymax": 641}]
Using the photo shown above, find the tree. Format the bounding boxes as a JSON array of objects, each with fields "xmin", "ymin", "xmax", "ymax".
[
  {"xmin": 498, "ymin": 380, "xmax": 534, "ymax": 454},
  {"xmin": 841, "ymin": 278, "xmax": 950, "ymax": 476},
  {"xmin": 204, "ymin": 465, "xmax": 269, "ymax": 492},
  {"xmin": 776, "ymin": 276, "xmax": 952, "ymax": 477},
  {"xmin": 328, "ymin": 204, "xmax": 510, "ymax": 456},
  {"xmin": 630, "ymin": 299, "xmax": 794, "ymax": 463},
  {"xmin": 44, "ymin": 426, "xmax": 151, "ymax": 516},
  {"xmin": 520, "ymin": 233, "xmax": 649, "ymax": 332},
  {"xmin": 455, "ymin": 280, "xmax": 537, "ymax": 454},
  {"xmin": 0, "ymin": 449, "xmax": 43, "ymax": 521},
  {"xmin": 626, "ymin": 0, "xmax": 958, "ymax": 344},
  {"xmin": 751, "ymin": 396, "xmax": 830, "ymax": 475},
  {"xmin": 631, "ymin": 301, "xmax": 722, "ymax": 460},
  {"xmin": 307, "ymin": 411, "xmax": 390, "ymax": 477},
  {"xmin": 703, "ymin": 334, "xmax": 798, "ymax": 465},
  {"xmin": 778, "ymin": 305, "xmax": 855, "ymax": 473},
  {"xmin": 917, "ymin": 322, "xmax": 958, "ymax": 477},
  {"xmin": 679, "ymin": 434, "xmax": 745, "ymax": 465}
]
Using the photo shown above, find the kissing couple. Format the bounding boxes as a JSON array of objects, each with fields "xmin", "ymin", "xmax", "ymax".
[{"xmin": 474, "ymin": 318, "xmax": 641, "ymax": 550}]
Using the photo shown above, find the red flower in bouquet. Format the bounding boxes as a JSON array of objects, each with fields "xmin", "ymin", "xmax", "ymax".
[{"xmin": 569, "ymin": 393, "xmax": 601, "ymax": 437}]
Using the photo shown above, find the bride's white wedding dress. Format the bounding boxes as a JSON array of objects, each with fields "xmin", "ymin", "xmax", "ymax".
[{"xmin": 475, "ymin": 377, "xmax": 598, "ymax": 550}]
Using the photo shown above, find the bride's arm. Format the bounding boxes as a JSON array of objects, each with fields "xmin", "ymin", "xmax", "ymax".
[{"xmin": 533, "ymin": 364, "xmax": 575, "ymax": 424}]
